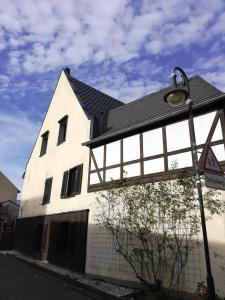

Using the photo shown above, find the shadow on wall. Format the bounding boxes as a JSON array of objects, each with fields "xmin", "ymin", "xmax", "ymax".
[
  {"xmin": 86, "ymin": 224, "xmax": 225, "ymax": 298},
  {"xmin": 19, "ymin": 196, "xmax": 47, "ymax": 219},
  {"xmin": 14, "ymin": 207, "xmax": 89, "ymax": 273},
  {"xmin": 14, "ymin": 196, "xmax": 48, "ymax": 259}
]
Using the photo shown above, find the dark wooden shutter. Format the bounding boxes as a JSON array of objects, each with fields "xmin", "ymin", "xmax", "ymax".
[
  {"xmin": 42, "ymin": 177, "xmax": 53, "ymax": 204},
  {"xmin": 75, "ymin": 165, "xmax": 83, "ymax": 194},
  {"xmin": 61, "ymin": 171, "xmax": 69, "ymax": 198},
  {"xmin": 40, "ymin": 131, "xmax": 49, "ymax": 156},
  {"xmin": 57, "ymin": 116, "xmax": 68, "ymax": 145},
  {"xmin": 67, "ymin": 167, "xmax": 77, "ymax": 196}
]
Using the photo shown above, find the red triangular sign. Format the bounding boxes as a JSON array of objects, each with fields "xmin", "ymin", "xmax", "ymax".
[{"xmin": 202, "ymin": 145, "xmax": 224, "ymax": 175}]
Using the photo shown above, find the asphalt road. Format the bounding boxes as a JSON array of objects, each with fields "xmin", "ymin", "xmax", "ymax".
[{"xmin": 0, "ymin": 253, "xmax": 104, "ymax": 300}]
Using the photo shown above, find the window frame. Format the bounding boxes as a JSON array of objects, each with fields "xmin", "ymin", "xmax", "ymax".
[
  {"xmin": 61, "ymin": 164, "xmax": 83, "ymax": 198},
  {"xmin": 57, "ymin": 115, "xmax": 68, "ymax": 146}
]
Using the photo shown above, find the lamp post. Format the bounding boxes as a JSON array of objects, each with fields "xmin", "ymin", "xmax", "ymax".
[{"xmin": 164, "ymin": 67, "xmax": 216, "ymax": 300}]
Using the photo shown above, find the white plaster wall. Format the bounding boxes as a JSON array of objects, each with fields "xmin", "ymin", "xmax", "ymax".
[
  {"xmin": 86, "ymin": 188, "xmax": 225, "ymax": 298},
  {"xmin": 20, "ymin": 71, "xmax": 93, "ymax": 218}
]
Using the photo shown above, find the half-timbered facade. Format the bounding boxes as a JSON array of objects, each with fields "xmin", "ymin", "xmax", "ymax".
[
  {"xmin": 88, "ymin": 109, "xmax": 225, "ymax": 190},
  {"xmin": 18, "ymin": 68, "xmax": 225, "ymax": 297}
]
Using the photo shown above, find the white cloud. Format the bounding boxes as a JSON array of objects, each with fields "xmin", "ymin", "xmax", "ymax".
[
  {"xmin": 0, "ymin": 0, "xmax": 224, "ymax": 75},
  {"xmin": 201, "ymin": 71, "xmax": 225, "ymax": 92}
]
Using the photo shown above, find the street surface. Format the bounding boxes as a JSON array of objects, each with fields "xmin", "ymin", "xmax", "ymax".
[{"xmin": 0, "ymin": 253, "xmax": 104, "ymax": 300}]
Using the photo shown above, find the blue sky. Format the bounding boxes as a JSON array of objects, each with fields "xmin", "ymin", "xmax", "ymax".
[{"xmin": 0, "ymin": 0, "xmax": 225, "ymax": 191}]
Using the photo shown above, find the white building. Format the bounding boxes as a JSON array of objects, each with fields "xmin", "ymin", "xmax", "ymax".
[{"xmin": 17, "ymin": 68, "xmax": 225, "ymax": 297}]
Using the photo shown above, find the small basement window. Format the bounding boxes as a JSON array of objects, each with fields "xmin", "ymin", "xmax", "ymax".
[
  {"xmin": 40, "ymin": 131, "xmax": 49, "ymax": 156},
  {"xmin": 57, "ymin": 115, "xmax": 68, "ymax": 145}
]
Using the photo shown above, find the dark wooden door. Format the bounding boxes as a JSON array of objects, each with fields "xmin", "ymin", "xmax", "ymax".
[{"xmin": 47, "ymin": 210, "xmax": 88, "ymax": 273}]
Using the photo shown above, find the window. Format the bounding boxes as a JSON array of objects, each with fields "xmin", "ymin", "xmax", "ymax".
[
  {"xmin": 40, "ymin": 131, "xmax": 49, "ymax": 156},
  {"xmin": 61, "ymin": 164, "xmax": 83, "ymax": 198},
  {"xmin": 42, "ymin": 177, "xmax": 53, "ymax": 204},
  {"xmin": 57, "ymin": 115, "xmax": 68, "ymax": 145}
]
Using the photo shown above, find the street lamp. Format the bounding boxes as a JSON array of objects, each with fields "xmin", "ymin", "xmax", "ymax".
[{"xmin": 164, "ymin": 67, "xmax": 216, "ymax": 300}]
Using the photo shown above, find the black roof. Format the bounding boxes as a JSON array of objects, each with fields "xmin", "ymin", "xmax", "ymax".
[
  {"xmin": 84, "ymin": 75, "xmax": 225, "ymax": 146},
  {"xmin": 65, "ymin": 70, "xmax": 124, "ymax": 118}
]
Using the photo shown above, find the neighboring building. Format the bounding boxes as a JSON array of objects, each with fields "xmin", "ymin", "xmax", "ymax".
[
  {"xmin": 0, "ymin": 172, "xmax": 19, "ymax": 249},
  {"xmin": 0, "ymin": 171, "xmax": 19, "ymax": 204},
  {"xmin": 0, "ymin": 200, "xmax": 19, "ymax": 223},
  {"xmin": 16, "ymin": 68, "xmax": 225, "ymax": 296},
  {"xmin": 0, "ymin": 171, "xmax": 19, "ymax": 224}
]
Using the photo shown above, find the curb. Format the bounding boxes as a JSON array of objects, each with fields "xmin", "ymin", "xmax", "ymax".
[{"xmin": 7, "ymin": 253, "xmax": 120, "ymax": 300}]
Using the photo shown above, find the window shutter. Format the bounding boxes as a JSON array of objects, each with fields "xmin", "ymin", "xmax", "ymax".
[
  {"xmin": 61, "ymin": 171, "xmax": 69, "ymax": 198},
  {"xmin": 42, "ymin": 177, "xmax": 52, "ymax": 204},
  {"xmin": 57, "ymin": 116, "xmax": 68, "ymax": 145},
  {"xmin": 75, "ymin": 165, "xmax": 83, "ymax": 194},
  {"xmin": 40, "ymin": 131, "xmax": 49, "ymax": 156},
  {"xmin": 68, "ymin": 167, "xmax": 76, "ymax": 196}
]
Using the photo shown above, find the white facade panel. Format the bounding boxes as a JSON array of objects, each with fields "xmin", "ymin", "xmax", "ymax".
[
  {"xmin": 105, "ymin": 167, "xmax": 120, "ymax": 181},
  {"xmin": 212, "ymin": 121, "xmax": 223, "ymax": 142},
  {"xmin": 106, "ymin": 141, "xmax": 120, "ymax": 166},
  {"xmin": 212, "ymin": 144, "xmax": 225, "ymax": 162},
  {"xmin": 90, "ymin": 172, "xmax": 103, "ymax": 185},
  {"xmin": 166, "ymin": 120, "xmax": 190, "ymax": 151},
  {"xmin": 123, "ymin": 134, "xmax": 140, "ymax": 162},
  {"xmin": 91, "ymin": 146, "xmax": 104, "ymax": 170},
  {"xmin": 194, "ymin": 111, "xmax": 216, "ymax": 145},
  {"xmin": 123, "ymin": 163, "xmax": 141, "ymax": 178},
  {"xmin": 143, "ymin": 128, "xmax": 163, "ymax": 157},
  {"xmin": 168, "ymin": 151, "xmax": 192, "ymax": 169},
  {"xmin": 144, "ymin": 158, "xmax": 164, "ymax": 174}
]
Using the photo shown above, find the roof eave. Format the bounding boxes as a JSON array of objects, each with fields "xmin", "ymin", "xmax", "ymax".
[{"xmin": 82, "ymin": 93, "xmax": 225, "ymax": 147}]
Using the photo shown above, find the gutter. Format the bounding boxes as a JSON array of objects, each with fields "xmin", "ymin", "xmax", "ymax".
[{"xmin": 82, "ymin": 93, "xmax": 225, "ymax": 147}]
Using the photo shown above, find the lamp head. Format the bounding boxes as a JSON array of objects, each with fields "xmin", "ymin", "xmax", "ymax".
[{"xmin": 164, "ymin": 88, "xmax": 189, "ymax": 107}]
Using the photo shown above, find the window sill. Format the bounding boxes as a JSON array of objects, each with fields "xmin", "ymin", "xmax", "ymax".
[
  {"xmin": 41, "ymin": 202, "xmax": 50, "ymax": 205},
  {"xmin": 61, "ymin": 193, "xmax": 81, "ymax": 199}
]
